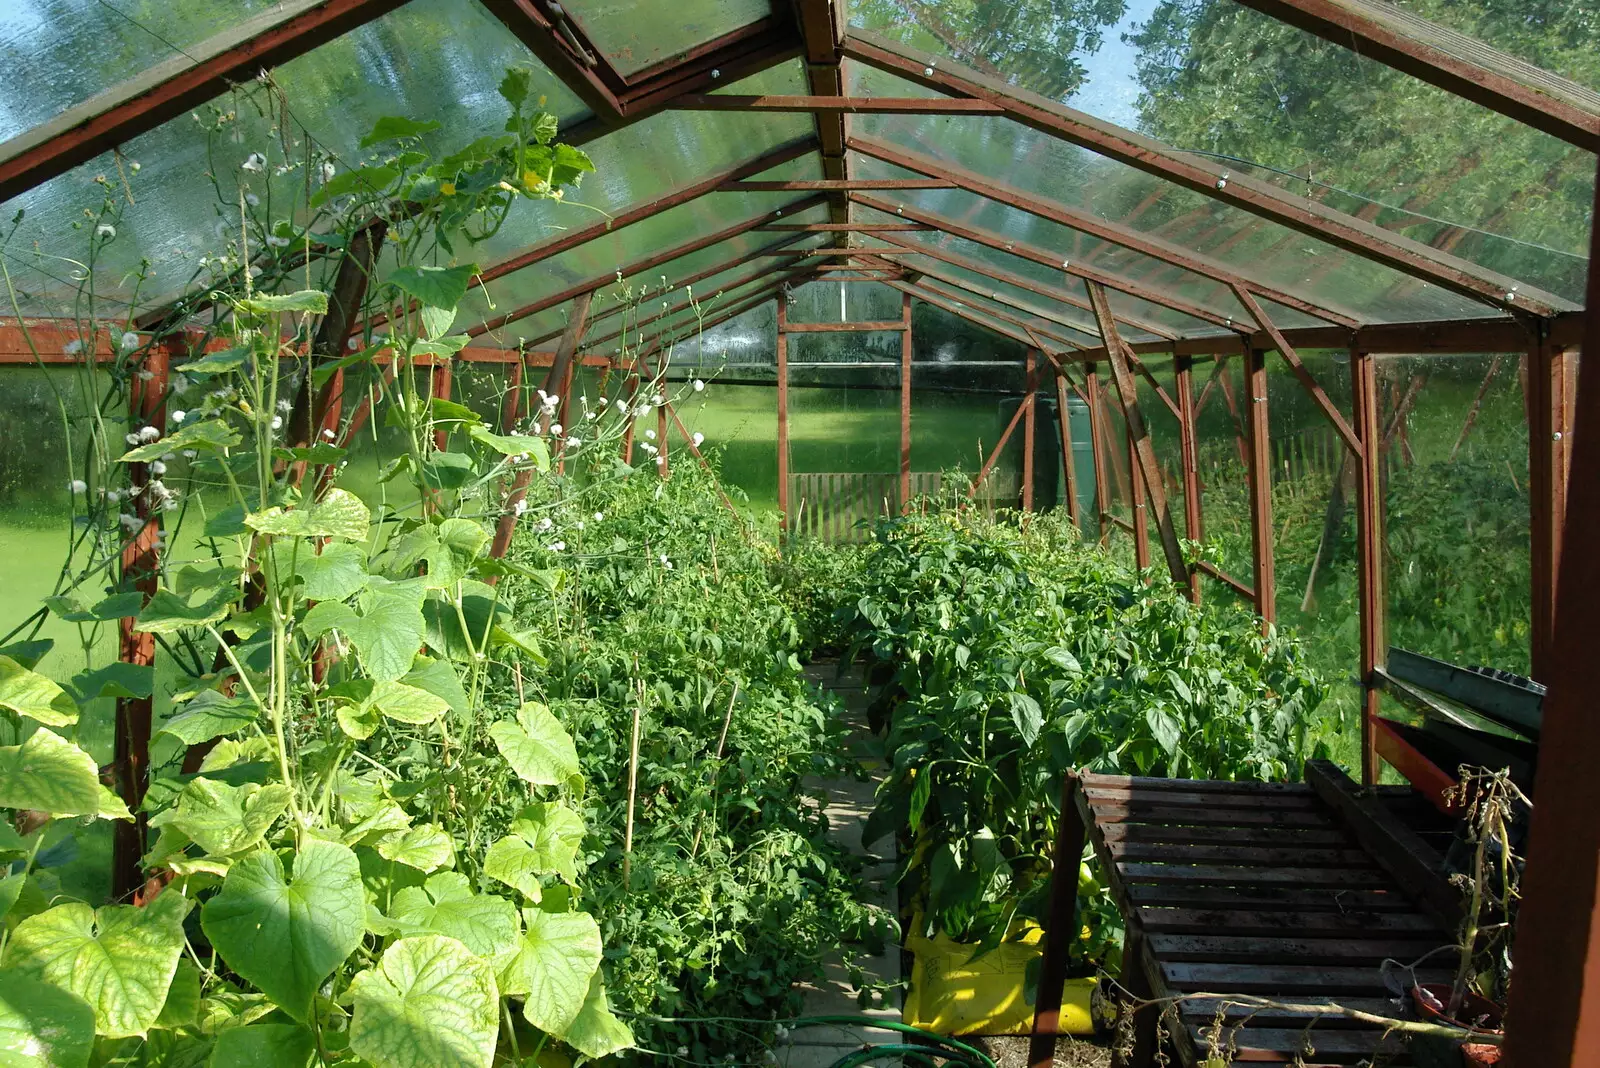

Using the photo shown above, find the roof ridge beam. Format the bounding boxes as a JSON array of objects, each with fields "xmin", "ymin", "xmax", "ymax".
[
  {"xmin": 1231, "ymin": 0, "xmax": 1600, "ymax": 153},
  {"xmin": 840, "ymin": 27, "xmax": 1577, "ymax": 318},
  {"xmin": 847, "ymin": 132, "xmax": 1363, "ymax": 328},
  {"xmin": 790, "ymin": 0, "xmax": 849, "ymax": 231},
  {"xmin": 0, "ymin": 0, "xmax": 410, "ymax": 203}
]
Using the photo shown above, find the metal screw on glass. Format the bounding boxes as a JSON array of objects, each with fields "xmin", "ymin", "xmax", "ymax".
[
  {"xmin": 1062, "ymin": 261, "xmax": 1070, "ymax": 269},
  {"xmin": 1216, "ymin": 175, "xmax": 1229, "ymax": 190},
  {"xmin": 1505, "ymin": 291, "xmax": 1517, "ymax": 302},
  {"xmin": 1554, "ymin": 432, "xmax": 1565, "ymax": 441},
  {"xmin": 924, "ymin": 67, "xmax": 934, "ymax": 76},
  {"xmin": 711, "ymin": 69, "xmax": 721, "ymax": 79}
]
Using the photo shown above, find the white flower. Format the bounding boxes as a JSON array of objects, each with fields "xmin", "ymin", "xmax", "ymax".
[
  {"xmin": 659, "ymin": 553, "xmax": 670, "ymax": 565},
  {"xmin": 651, "ymin": 393, "xmax": 665, "ymax": 406},
  {"xmin": 576, "ymin": 521, "xmax": 585, "ymax": 531},
  {"xmin": 95, "ymin": 223, "xmax": 116, "ymax": 240},
  {"xmin": 513, "ymin": 499, "xmax": 529, "ymax": 516},
  {"xmin": 270, "ymin": 415, "xmax": 283, "ymax": 430},
  {"xmin": 536, "ymin": 516, "xmax": 553, "ymax": 532},
  {"xmin": 181, "ymin": 449, "xmax": 197, "ymax": 459},
  {"xmin": 119, "ymin": 513, "xmax": 141, "ymax": 531},
  {"xmin": 170, "ymin": 409, "xmax": 186, "ymax": 423},
  {"xmin": 565, "ymin": 436, "xmax": 581, "ymax": 448},
  {"xmin": 644, "ymin": 428, "xmax": 656, "ymax": 441},
  {"xmin": 549, "ymin": 423, "xmax": 563, "ymax": 436},
  {"xmin": 597, "ymin": 396, "xmax": 608, "ymax": 407},
  {"xmin": 125, "ymin": 432, "xmax": 140, "ymax": 445},
  {"xmin": 151, "ymin": 460, "xmax": 166, "ymax": 475},
  {"xmin": 67, "ymin": 479, "xmax": 87, "ymax": 494},
  {"xmin": 244, "ymin": 193, "xmax": 259, "ymax": 207},
  {"xmin": 266, "ymin": 235, "xmax": 290, "ymax": 248},
  {"xmin": 242, "ymin": 152, "xmax": 266, "ymax": 172},
  {"xmin": 692, "ymin": 432, "xmax": 705, "ymax": 447},
  {"xmin": 277, "ymin": 398, "xmax": 292, "ymax": 413},
  {"xmin": 320, "ymin": 161, "xmax": 336, "ymax": 183},
  {"xmin": 655, "ymin": 455, "xmax": 666, "ymax": 466},
  {"xmin": 128, "ymin": 161, "xmax": 140, "ymax": 173},
  {"xmin": 63, "ymin": 339, "xmax": 83, "ymax": 356},
  {"xmin": 137, "ymin": 425, "xmax": 161, "ymax": 443},
  {"xmin": 161, "ymin": 497, "xmax": 179, "ymax": 512},
  {"xmin": 585, "ymin": 411, "xmax": 597, "ymax": 421},
  {"xmin": 639, "ymin": 443, "xmax": 657, "ymax": 456},
  {"xmin": 549, "ymin": 541, "xmax": 566, "ymax": 552},
  {"xmin": 693, "ymin": 379, "xmax": 705, "ymax": 392},
  {"xmin": 104, "ymin": 489, "xmax": 120, "ymax": 504},
  {"xmin": 321, "ymin": 428, "xmax": 336, "ymax": 440},
  {"xmin": 593, "ymin": 512, "xmax": 604, "ymax": 522},
  {"xmin": 120, "ymin": 332, "xmax": 140, "ymax": 351}
]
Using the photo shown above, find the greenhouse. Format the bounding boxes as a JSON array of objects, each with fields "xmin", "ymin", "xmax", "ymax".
[{"xmin": 1, "ymin": 0, "xmax": 1598, "ymax": 1065}]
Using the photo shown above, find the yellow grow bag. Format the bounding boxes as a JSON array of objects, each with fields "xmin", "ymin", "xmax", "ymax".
[{"xmin": 903, "ymin": 924, "xmax": 1095, "ymax": 1036}]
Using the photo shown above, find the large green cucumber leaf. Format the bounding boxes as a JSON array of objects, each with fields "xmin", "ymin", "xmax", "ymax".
[
  {"xmin": 482, "ymin": 803, "xmax": 585, "ymax": 899},
  {"xmin": 488, "ymin": 703, "xmax": 579, "ymax": 789},
  {"xmin": 8, "ymin": 889, "xmax": 189, "ymax": 1039},
  {"xmin": 348, "ymin": 935, "xmax": 498, "ymax": 1068},
  {"xmin": 499, "ymin": 910, "xmax": 600, "ymax": 1035},
  {"xmin": 375, "ymin": 824, "xmax": 455, "ymax": 873},
  {"xmin": 563, "ymin": 971, "xmax": 635, "ymax": 1059},
  {"xmin": 0, "ymin": 728, "xmax": 111, "ymax": 818},
  {"xmin": 0, "ymin": 969, "xmax": 95, "ymax": 1067},
  {"xmin": 206, "ymin": 1022, "xmax": 316, "ymax": 1067},
  {"xmin": 245, "ymin": 489, "xmax": 369, "ymax": 541},
  {"xmin": 388, "ymin": 873, "xmax": 518, "ymax": 969},
  {"xmin": 200, "ymin": 839, "xmax": 364, "ymax": 1023},
  {"xmin": 0, "ymin": 656, "xmax": 78, "ymax": 726},
  {"xmin": 150, "ymin": 778, "xmax": 290, "ymax": 856}
]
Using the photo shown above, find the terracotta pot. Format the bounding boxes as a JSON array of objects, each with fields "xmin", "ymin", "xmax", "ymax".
[{"xmin": 1411, "ymin": 984, "xmax": 1504, "ymax": 1067}]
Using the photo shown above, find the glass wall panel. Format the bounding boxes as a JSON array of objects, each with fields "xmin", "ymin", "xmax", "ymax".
[
  {"xmin": 1192, "ymin": 353, "xmax": 1254, "ymax": 595},
  {"xmin": 1379, "ymin": 352, "xmax": 1531, "ymax": 677}
]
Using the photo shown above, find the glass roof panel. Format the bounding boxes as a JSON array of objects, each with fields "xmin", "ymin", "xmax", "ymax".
[
  {"xmin": 0, "ymin": 0, "xmax": 281, "ymax": 142},
  {"xmin": 468, "ymin": 84, "xmax": 815, "ymax": 266},
  {"xmin": 846, "ymin": 3, "xmax": 1592, "ymax": 303},
  {"xmin": 561, "ymin": 0, "xmax": 774, "ymax": 77},
  {"xmin": 848, "ymin": 103, "xmax": 1502, "ymax": 324},
  {"xmin": 1, "ymin": 0, "xmax": 585, "ymax": 316},
  {"xmin": 848, "ymin": 155, "xmax": 1272, "ymax": 327},
  {"xmin": 852, "ymin": 201, "xmax": 1227, "ymax": 339},
  {"xmin": 465, "ymin": 203, "xmax": 830, "ymax": 343},
  {"xmin": 1378, "ymin": 2, "xmax": 1600, "ymax": 95}
]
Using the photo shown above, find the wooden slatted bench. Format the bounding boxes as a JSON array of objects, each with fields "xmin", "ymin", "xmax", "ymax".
[{"xmin": 1028, "ymin": 760, "xmax": 1463, "ymax": 1067}]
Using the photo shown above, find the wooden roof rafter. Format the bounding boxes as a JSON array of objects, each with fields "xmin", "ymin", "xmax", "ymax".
[
  {"xmin": 846, "ymin": 133, "xmax": 1364, "ymax": 329},
  {"xmin": 515, "ymin": 232, "xmax": 818, "ymax": 349},
  {"xmin": 838, "ymin": 28, "xmax": 1578, "ymax": 319},
  {"xmin": 464, "ymin": 192, "xmax": 828, "ymax": 337},
  {"xmin": 863, "ymin": 228, "xmax": 1177, "ymax": 339},
  {"xmin": 1230, "ymin": 0, "xmax": 1600, "ymax": 153},
  {"xmin": 0, "ymin": 0, "xmax": 413, "ymax": 203},
  {"xmin": 851, "ymin": 191, "xmax": 1251, "ymax": 333}
]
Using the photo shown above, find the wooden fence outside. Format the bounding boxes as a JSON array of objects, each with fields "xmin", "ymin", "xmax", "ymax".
[{"xmin": 787, "ymin": 470, "xmax": 1022, "ymax": 543}]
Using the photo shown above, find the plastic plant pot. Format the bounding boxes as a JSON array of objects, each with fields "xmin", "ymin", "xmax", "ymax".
[{"xmin": 1410, "ymin": 983, "xmax": 1504, "ymax": 1067}]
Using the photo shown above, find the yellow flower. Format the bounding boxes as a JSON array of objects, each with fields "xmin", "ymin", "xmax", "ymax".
[
  {"xmin": 1079, "ymin": 925, "xmax": 1092, "ymax": 941},
  {"xmin": 440, "ymin": 181, "xmax": 456, "ymax": 196},
  {"xmin": 522, "ymin": 170, "xmax": 538, "ymax": 188}
]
